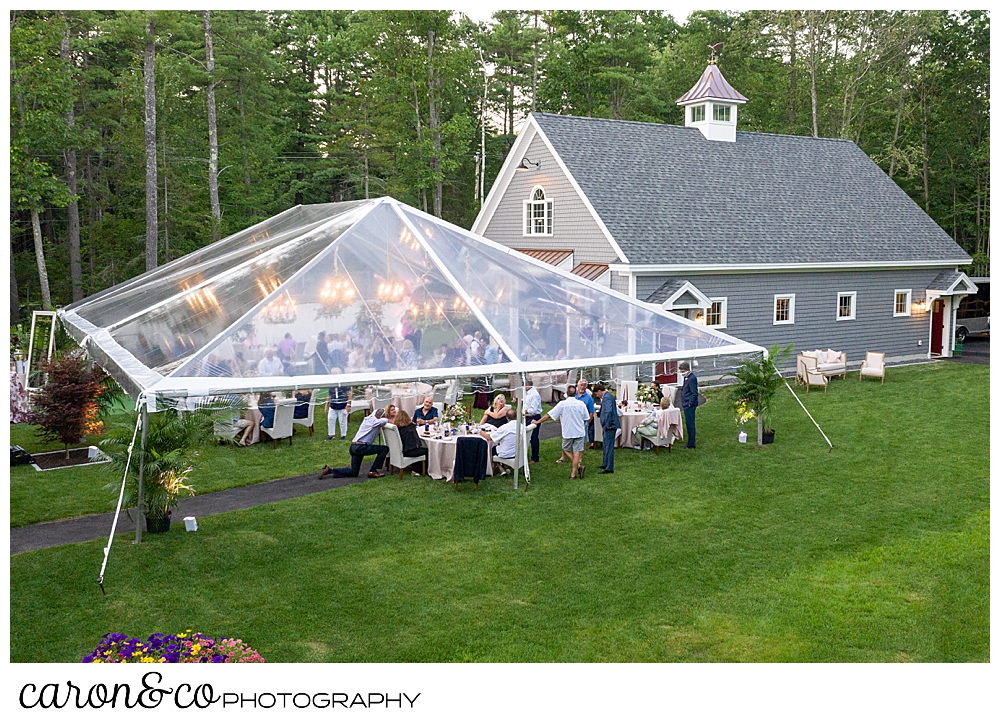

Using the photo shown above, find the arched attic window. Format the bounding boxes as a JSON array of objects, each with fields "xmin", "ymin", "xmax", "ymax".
[{"xmin": 523, "ymin": 186, "xmax": 553, "ymax": 236}]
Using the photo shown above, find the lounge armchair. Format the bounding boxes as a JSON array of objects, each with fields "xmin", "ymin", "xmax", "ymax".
[
  {"xmin": 800, "ymin": 355, "xmax": 828, "ymax": 393},
  {"xmin": 859, "ymin": 352, "xmax": 886, "ymax": 384}
]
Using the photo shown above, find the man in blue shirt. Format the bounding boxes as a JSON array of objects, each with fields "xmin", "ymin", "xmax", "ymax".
[
  {"xmin": 413, "ymin": 396, "xmax": 440, "ymax": 425},
  {"xmin": 576, "ymin": 379, "xmax": 596, "ymax": 449},
  {"xmin": 320, "ymin": 406, "xmax": 390, "ymax": 479},
  {"xmin": 679, "ymin": 361, "xmax": 698, "ymax": 449}
]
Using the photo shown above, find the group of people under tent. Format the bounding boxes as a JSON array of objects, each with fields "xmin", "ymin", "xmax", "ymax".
[{"xmin": 314, "ymin": 360, "xmax": 702, "ymax": 483}]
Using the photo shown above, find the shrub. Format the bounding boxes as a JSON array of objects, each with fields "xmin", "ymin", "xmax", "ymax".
[
  {"xmin": 100, "ymin": 409, "xmax": 211, "ymax": 520},
  {"xmin": 28, "ymin": 350, "xmax": 105, "ymax": 458}
]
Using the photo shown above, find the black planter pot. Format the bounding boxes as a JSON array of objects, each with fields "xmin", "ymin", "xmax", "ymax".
[
  {"xmin": 762, "ymin": 430, "xmax": 775, "ymax": 445},
  {"xmin": 146, "ymin": 512, "xmax": 172, "ymax": 534}
]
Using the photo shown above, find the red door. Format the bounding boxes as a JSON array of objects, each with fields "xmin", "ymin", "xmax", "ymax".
[{"xmin": 930, "ymin": 299, "xmax": 944, "ymax": 355}]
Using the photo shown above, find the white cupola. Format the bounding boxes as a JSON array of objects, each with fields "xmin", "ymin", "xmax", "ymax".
[{"xmin": 676, "ymin": 47, "xmax": 747, "ymax": 143}]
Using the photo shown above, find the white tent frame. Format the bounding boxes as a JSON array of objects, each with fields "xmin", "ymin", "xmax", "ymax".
[{"xmin": 60, "ymin": 197, "xmax": 765, "ymax": 541}]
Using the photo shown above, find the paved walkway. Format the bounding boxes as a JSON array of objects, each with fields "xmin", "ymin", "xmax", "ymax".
[
  {"xmin": 947, "ymin": 337, "xmax": 989, "ymax": 365},
  {"xmin": 11, "ymin": 423, "xmax": 564, "ymax": 555}
]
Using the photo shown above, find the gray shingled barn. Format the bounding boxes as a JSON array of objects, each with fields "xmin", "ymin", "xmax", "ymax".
[{"xmin": 473, "ymin": 59, "xmax": 976, "ymax": 381}]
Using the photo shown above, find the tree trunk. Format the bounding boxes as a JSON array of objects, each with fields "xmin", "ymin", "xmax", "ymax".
[
  {"xmin": 204, "ymin": 11, "xmax": 221, "ymax": 241},
  {"xmin": 10, "ymin": 263, "xmax": 20, "ymax": 325},
  {"xmin": 888, "ymin": 78, "xmax": 906, "ymax": 178},
  {"xmin": 31, "ymin": 209, "xmax": 52, "ymax": 309},
  {"xmin": 61, "ymin": 19, "xmax": 83, "ymax": 302},
  {"xmin": 412, "ymin": 78, "xmax": 427, "ymax": 213},
  {"xmin": 427, "ymin": 30, "xmax": 442, "ymax": 218},
  {"xmin": 808, "ymin": 11, "xmax": 820, "ymax": 138},
  {"xmin": 788, "ymin": 12, "xmax": 797, "ymax": 127},
  {"xmin": 143, "ymin": 13, "xmax": 158, "ymax": 271},
  {"xmin": 238, "ymin": 70, "xmax": 250, "ymax": 195}
]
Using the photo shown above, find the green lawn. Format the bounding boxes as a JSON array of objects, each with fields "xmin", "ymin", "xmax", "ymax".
[
  {"xmin": 10, "ymin": 406, "xmax": 367, "ymax": 528},
  {"xmin": 10, "ymin": 362, "xmax": 989, "ymax": 662}
]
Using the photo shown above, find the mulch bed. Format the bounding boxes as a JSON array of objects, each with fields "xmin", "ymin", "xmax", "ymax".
[{"xmin": 30, "ymin": 447, "xmax": 107, "ymax": 470}]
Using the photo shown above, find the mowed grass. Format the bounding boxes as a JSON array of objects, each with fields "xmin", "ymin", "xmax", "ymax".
[
  {"xmin": 9, "ymin": 362, "xmax": 989, "ymax": 662},
  {"xmin": 9, "ymin": 407, "xmax": 367, "ymax": 528}
]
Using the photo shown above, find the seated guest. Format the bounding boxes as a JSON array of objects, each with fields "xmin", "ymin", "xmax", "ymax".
[
  {"xmin": 238, "ymin": 393, "xmax": 262, "ymax": 446},
  {"xmin": 480, "ymin": 410, "xmax": 518, "ymax": 471},
  {"xmin": 320, "ymin": 407, "xmax": 390, "ymax": 479},
  {"xmin": 257, "ymin": 348, "xmax": 284, "ymax": 377},
  {"xmin": 480, "ymin": 393, "xmax": 511, "ymax": 426},
  {"xmin": 258, "ymin": 392, "xmax": 276, "ymax": 429},
  {"xmin": 393, "ymin": 409, "xmax": 428, "ymax": 471},
  {"xmin": 650, "ymin": 381, "xmax": 665, "ymax": 404},
  {"xmin": 413, "ymin": 396, "xmax": 440, "ymax": 425},
  {"xmin": 434, "ymin": 344, "xmax": 450, "ymax": 366},
  {"xmin": 293, "ymin": 389, "xmax": 312, "ymax": 419}
]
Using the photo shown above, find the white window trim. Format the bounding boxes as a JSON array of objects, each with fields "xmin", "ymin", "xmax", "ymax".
[
  {"xmin": 522, "ymin": 185, "xmax": 553, "ymax": 237},
  {"xmin": 836, "ymin": 291, "xmax": 857, "ymax": 321},
  {"xmin": 712, "ymin": 103, "xmax": 732, "ymax": 122},
  {"xmin": 691, "ymin": 104, "xmax": 706, "ymax": 123},
  {"xmin": 894, "ymin": 288, "xmax": 912, "ymax": 317},
  {"xmin": 773, "ymin": 294, "xmax": 795, "ymax": 325},
  {"xmin": 707, "ymin": 297, "xmax": 727, "ymax": 328}
]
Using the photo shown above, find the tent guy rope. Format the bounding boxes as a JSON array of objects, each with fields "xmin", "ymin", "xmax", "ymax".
[{"xmin": 97, "ymin": 395, "xmax": 144, "ymax": 594}]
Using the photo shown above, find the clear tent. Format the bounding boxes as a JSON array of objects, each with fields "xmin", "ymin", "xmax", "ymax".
[{"xmin": 60, "ymin": 197, "xmax": 763, "ymax": 404}]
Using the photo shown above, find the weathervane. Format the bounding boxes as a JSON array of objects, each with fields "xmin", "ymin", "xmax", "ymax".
[{"xmin": 708, "ymin": 42, "xmax": 724, "ymax": 64}]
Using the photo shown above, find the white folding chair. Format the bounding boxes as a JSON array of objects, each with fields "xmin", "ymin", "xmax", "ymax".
[
  {"xmin": 292, "ymin": 390, "xmax": 315, "ymax": 436},
  {"xmin": 383, "ymin": 424, "xmax": 427, "ymax": 479},
  {"xmin": 492, "ymin": 423, "xmax": 536, "ymax": 484},
  {"xmin": 261, "ymin": 401, "xmax": 295, "ymax": 447}
]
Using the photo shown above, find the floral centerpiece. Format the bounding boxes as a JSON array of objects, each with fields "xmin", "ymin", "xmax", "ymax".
[
  {"xmin": 83, "ymin": 630, "xmax": 264, "ymax": 663},
  {"xmin": 635, "ymin": 384, "xmax": 659, "ymax": 405},
  {"xmin": 441, "ymin": 403, "xmax": 467, "ymax": 425}
]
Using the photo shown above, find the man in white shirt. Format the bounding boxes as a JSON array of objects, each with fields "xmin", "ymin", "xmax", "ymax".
[
  {"xmin": 523, "ymin": 380, "xmax": 543, "ymax": 463},
  {"xmin": 479, "ymin": 410, "xmax": 518, "ymax": 471},
  {"xmin": 320, "ymin": 407, "xmax": 390, "ymax": 479},
  {"xmin": 257, "ymin": 348, "xmax": 284, "ymax": 377},
  {"xmin": 538, "ymin": 385, "xmax": 590, "ymax": 479}
]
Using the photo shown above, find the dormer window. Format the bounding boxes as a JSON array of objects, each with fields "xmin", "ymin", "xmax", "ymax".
[
  {"xmin": 691, "ymin": 105, "xmax": 706, "ymax": 123},
  {"xmin": 713, "ymin": 104, "xmax": 732, "ymax": 122},
  {"xmin": 523, "ymin": 186, "xmax": 553, "ymax": 236}
]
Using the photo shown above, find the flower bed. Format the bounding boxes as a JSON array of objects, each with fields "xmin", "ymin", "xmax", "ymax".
[{"xmin": 83, "ymin": 630, "xmax": 264, "ymax": 663}]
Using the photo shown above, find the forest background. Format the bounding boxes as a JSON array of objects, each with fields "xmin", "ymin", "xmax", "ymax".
[{"xmin": 9, "ymin": 9, "xmax": 989, "ymax": 320}]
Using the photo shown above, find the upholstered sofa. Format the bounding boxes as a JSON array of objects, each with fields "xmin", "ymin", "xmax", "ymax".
[{"xmin": 802, "ymin": 349, "xmax": 847, "ymax": 379}]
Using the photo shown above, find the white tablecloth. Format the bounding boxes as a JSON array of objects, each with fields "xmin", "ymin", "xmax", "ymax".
[
  {"xmin": 422, "ymin": 431, "xmax": 495, "ymax": 480},
  {"xmin": 618, "ymin": 410, "xmax": 650, "ymax": 448}
]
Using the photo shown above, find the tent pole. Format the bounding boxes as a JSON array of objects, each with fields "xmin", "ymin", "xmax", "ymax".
[
  {"xmin": 513, "ymin": 375, "xmax": 524, "ymax": 490},
  {"xmin": 134, "ymin": 405, "xmax": 148, "ymax": 544}
]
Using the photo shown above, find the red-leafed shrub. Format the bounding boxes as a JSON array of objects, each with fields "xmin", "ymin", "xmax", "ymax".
[{"xmin": 28, "ymin": 350, "xmax": 106, "ymax": 458}]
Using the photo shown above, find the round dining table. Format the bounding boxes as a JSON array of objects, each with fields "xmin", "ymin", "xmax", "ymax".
[
  {"xmin": 617, "ymin": 408, "xmax": 651, "ymax": 448},
  {"xmin": 420, "ymin": 428, "xmax": 495, "ymax": 481}
]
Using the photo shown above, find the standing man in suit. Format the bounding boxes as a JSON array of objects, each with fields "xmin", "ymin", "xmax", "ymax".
[
  {"xmin": 593, "ymin": 383, "xmax": 621, "ymax": 474},
  {"xmin": 679, "ymin": 361, "xmax": 698, "ymax": 449}
]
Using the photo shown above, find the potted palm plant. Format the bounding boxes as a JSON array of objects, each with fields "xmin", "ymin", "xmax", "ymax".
[
  {"xmin": 726, "ymin": 344, "xmax": 793, "ymax": 446},
  {"xmin": 100, "ymin": 409, "xmax": 210, "ymax": 533}
]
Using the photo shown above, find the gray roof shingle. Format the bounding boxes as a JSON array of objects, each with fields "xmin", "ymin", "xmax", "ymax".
[{"xmin": 532, "ymin": 113, "xmax": 970, "ymax": 266}]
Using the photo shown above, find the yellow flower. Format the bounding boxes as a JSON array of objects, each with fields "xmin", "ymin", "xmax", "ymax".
[{"xmin": 191, "ymin": 644, "xmax": 201, "ymax": 654}]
